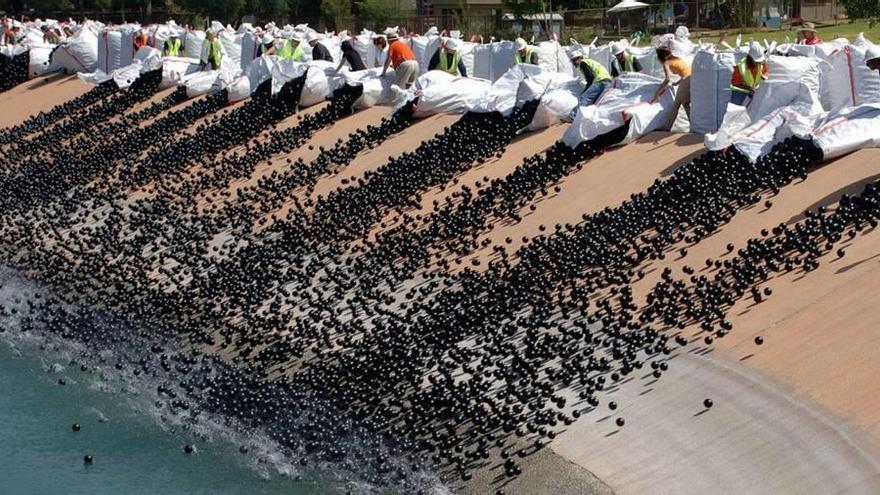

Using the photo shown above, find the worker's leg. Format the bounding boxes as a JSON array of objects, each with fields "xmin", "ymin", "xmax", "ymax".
[
  {"xmin": 568, "ymin": 80, "xmax": 611, "ymax": 121},
  {"xmin": 730, "ymin": 90, "xmax": 748, "ymax": 106},
  {"xmin": 665, "ymin": 76, "xmax": 691, "ymax": 130},
  {"xmin": 395, "ymin": 60, "xmax": 418, "ymax": 89}
]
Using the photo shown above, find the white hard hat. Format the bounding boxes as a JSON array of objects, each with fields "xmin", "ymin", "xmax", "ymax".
[
  {"xmin": 306, "ymin": 31, "xmax": 319, "ymax": 43},
  {"xmin": 611, "ymin": 41, "xmax": 626, "ymax": 55},
  {"xmin": 515, "ymin": 37, "xmax": 528, "ymax": 51},
  {"xmin": 566, "ymin": 47, "xmax": 584, "ymax": 60},
  {"xmin": 11, "ymin": 20, "xmax": 23, "ymax": 28},
  {"xmin": 748, "ymin": 41, "xmax": 766, "ymax": 63},
  {"xmin": 261, "ymin": 33, "xmax": 274, "ymax": 45},
  {"xmin": 444, "ymin": 37, "xmax": 460, "ymax": 50},
  {"xmin": 866, "ymin": 45, "xmax": 880, "ymax": 62},
  {"xmin": 675, "ymin": 25, "xmax": 690, "ymax": 40}
]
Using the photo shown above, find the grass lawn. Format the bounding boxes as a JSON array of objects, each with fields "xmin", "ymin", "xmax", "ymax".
[{"xmin": 697, "ymin": 19, "xmax": 879, "ymax": 45}]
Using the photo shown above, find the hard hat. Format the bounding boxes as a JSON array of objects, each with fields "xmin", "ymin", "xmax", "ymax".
[
  {"xmin": 675, "ymin": 25, "xmax": 690, "ymax": 40},
  {"xmin": 866, "ymin": 45, "xmax": 880, "ymax": 62},
  {"xmin": 444, "ymin": 37, "xmax": 460, "ymax": 50},
  {"xmin": 611, "ymin": 41, "xmax": 626, "ymax": 55},
  {"xmin": 306, "ymin": 32, "xmax": 320, "ymax": 43},
  {"xmin": 566, "ymin": 47, "xmax": 584, "ymax": 60},
  {"xmin": 515, "ymin": 37, "xmax": 528, "ymax": 51},
  {"xmin": 748, "ymin": 41, "xmax": 766, "ymax": 63},
  {"xmin": 800, "ymin": 21, "xmax": 817, "ymax": 33},
  {"xmin": 261, "ymin": 33, "xmax": 274, "ymax": 45}
]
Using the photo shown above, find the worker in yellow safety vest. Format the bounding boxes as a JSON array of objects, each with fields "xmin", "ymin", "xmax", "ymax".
[
  {"xmin": 163, "ymin": 33, "xmax": 182, "ymax": 57},
  {"xmin": 200, "ymin": 30, "xmax": 224, "ymax": 70},
  {"xmin": 730, "ymin": 41, "xmax": 769, "ymax": 106},
  {"xmin": 609, "ymin": 41, "xmax": 642, "ymax": 77},
  {"xmin": 568, "ymin": 48, "xmax": 612, "ymax": 120},
  {"xmin": 514, "ymin": 37, "xmax": 538, "ymax": 65},
  {"xmin": 428, "ymin": 37, "xmax": 467, "ymax": 76},
  {"xmin": 277, "ymin": 35, "xmax": 305, "ymax": 61}
]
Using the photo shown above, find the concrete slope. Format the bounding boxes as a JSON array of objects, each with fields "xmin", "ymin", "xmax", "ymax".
[{"xmin": 0, "ymin": 74, "xmax": 92, "ymax": 128}]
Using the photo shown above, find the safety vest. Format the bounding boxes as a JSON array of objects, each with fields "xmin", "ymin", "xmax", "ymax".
[
  {"xmin": 515, "ymin": 47, "xmax": 536, "ymax": 65},
  {"xmin": 206, "ymin": 39, "xmax": 222, "ymax": 67},
  {"xmin": 164, "ymin": 38, "xmax": 181, "ymax": 57},
  {"xmin": 731, "ymin": 61, "xmax": 765, "ymax": 94},
  {"xmin": 438, "ymin": 49, "xmax": 461, "ymax": 75},
  {"xmin": 616, "ymin": 53, "xmax": 636, "ymax": 73},
  {"xmin": 277, "ymin": 40, "xmax": 304, "ymax": 61},
  {"xmin": 580, "ymin": 58, "xmax": 612, "ymax": 84}
]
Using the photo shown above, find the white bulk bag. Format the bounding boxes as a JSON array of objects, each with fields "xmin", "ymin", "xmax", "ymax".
[
  {"xmin": 299, "ymin": 62, "xmax": 333, "ymax": 107},
  {"xmin": 240, "ymin": 32, "xmax": 258, "ymax": 71},
  {"xmin": 491, "ymin": 41, "xmax": 516, "ymax": 82},
  {"xmin": 340, "ymin": 67, "xmax": 396, "ymax": 109},
  {"xmin": 97, "ymin": 29, "xmax": 122, "ymax": 72},
  {"xmin": 161, "ymin": 56, "xmax": 200, "ymax": 89},
  {"xmin": 134, "ymin": 46, "xmax": 163, "ymax": 73},
  {"xmin": 563, "ymin": 73, "xmax": 675, "ymax": 148},
  {"xmin": 28, "ymin": 44, "xmax": 62, "ymax": 76},
  {"xmin": 536, "ymin": 40, "xmax": 568, "ymax": 74},
  {"xmin": 54, "ymin": 25, "xmax": 99, "ymax": 73},
  {"xmin": 689, "ymin": 49, "xmax": 735, "ymax": 135},
  {"xmin": 465, "ymin": 64, "xmax": 533, "ymax": 115},
  {"xmin": 219, "ymin": 31, "xmax": 242, "ymax": 70},
  {"xmin": 270, "ymin": 58, "xmax": 309, "ymax": 95},
  {"xmin": 185, "ymin": 30, "xmax": 205, "ymax": 60},
  {"xmin": 245, "ymin": 55, "xmax": 274, "ymax": 93},
  {"xmin": 411, "ymin": 35, "xmax": 440, "ymax": 73},
  {"xmin": 821, "ymin": 44, "xmax": 880, "ymax": 111},
  {"xmin": 767, "ymin": 54, "xmax": 821, "ymax": 98},
  {"xmin": 812, "ymin": 103, "xmax": 880, "ymax": 160},
  {"xmin": 183, "ymin": 70, "xmax": 223, "ymax": 98},
  {"xmin": 459, "ymin": 41, "xmax": 476, "ymax": 77},
  {"xmin": 413, "ymin": 71, "xmax": 491, "ymax": 117},
  {"xmin": 227, "ymin": 75, "xmax": 251, "ymax": 103},
  {"xmin": 472, "ymin": 43, "xmax": 492, "ymax": 80}
]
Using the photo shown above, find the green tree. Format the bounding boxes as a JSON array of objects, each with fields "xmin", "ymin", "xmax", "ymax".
[
  {"xmin": 839, "ymin": 0, "xmax": 880, "ymax": 20},
  {"xmin": 320, "ymin": 0, "xmax": 350, "ymax": 29},
  {"xmin": 357, "ymin": 0, "xmax": 411, "ymax": 31}
]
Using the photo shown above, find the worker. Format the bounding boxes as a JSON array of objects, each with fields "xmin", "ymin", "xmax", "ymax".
[
  {"xmin": 258, "ymin": 33, "xmax": 276, "ymax": 56},
  {"xmin": 133, "ymin": 29, "xmax": 150, "ymax": 52},
  {"xmin": 866, "ymin": 45, "xmax": 880, "ymax": 74},
  {"xmin": 567, "ymin": 48, "xmax": 613, "ymax": 120},
  {"xmin": 610, "ymin": 42, "xmax": 642, "ymax": 77},
  {"xmin": 41, "ymin": 25, "xmax": 62, "ymax": 44},
  {"xmin": 277, "ymin": 35, "xmax": 305, "ymax": 61},
  {"xmin": 308, "ymin": 32, "xmax": 333, "ymax": 62},
  {"xmin": 381, "ymin": 31, "xmax": 419, "ymax": 89},
  {"xmin": 428, "ymin": 37, "xmax": 467, "ymax": 77},
  {"xmin": 515, "ymin": 37, "xmax": 538, "ymax": 65},
  {"xmin": 730, "ymin": 41, "xmax": 768, "ymax": 106},
  {"xmin": 163, "ymin": 33, "xmax": 182, "ymax": 57},
  {"xmin": 372, "ymin": 34, "xmax": 388, "ymax": 67},
  {"xmin": 798, "ymin": 22, "xmax": 821, "ymax": 45},
  {"xmin": 200, "ymin": 30, "xmax": 225, "ymax": 70},
  {"xmin": 335, "ymin": 39, "xmax": 366, "ymax": 72},
  {"xmin": 654, "ymin": 43, "xmax": 692, "ymax": 130}
]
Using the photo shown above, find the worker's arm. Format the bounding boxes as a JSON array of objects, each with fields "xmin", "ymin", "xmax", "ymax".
[
  {"xmin": 381, "ymin": 51, "xmax": 391, "ymax": 76},
  {"xmin": 530, "ymin": 52, "xmax": 538, "ymax": 65},
  {"xmin": 633, "ymin": 58, "xmax": 643, "ymax": 73},
  {"xmin": 335, "ymin": 57, "xmax": 345, "ymax": 72},
  {"xmin": 610, "ymin": 60, "xmax": 620, "ymax": 78},
  {"xmin": 458, "ymin": 58, "xmax": 467, "ymax": 77}
]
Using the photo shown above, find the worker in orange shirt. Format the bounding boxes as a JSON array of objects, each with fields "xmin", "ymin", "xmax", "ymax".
[
  {"xmin": 380, "ymin": 31, "xmax": 419, "ymax": 89},
  {"xmin": 133, "ymin": 29, "xmax": 150, "ymax": 53}
]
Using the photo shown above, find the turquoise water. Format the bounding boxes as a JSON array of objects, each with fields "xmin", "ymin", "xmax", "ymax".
[{"xmin": 0, "ymin": 342, "xmax": 328, "ymax": 495}]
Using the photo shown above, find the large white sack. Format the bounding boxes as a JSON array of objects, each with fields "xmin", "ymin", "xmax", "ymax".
[
  {"xmin": 246, "ymin": 55, "xmax": 274, "ymax": 93},
  {"xmin": 240, "ymin": 32, "xmax": 258, "ymax": 71},
  {"xmin": 161, "ymin": 56, "xmax": 200, "ymax": 89},
  {"xmin": 134, "ymin": 46, "xmax": 163, "ymax": 73},
  {"xmin": 412, "ymin": 35, "xmax": 440, "ymax": 73},
  {"xmin": 354, "ymin": 31, "xmax": 387, "ymax": 68},
  {"xmin": 630, "ymin": 46, "xmax": 663, "ymax": 78},
  {"xmin": 270, "ymin": 59, "xmax": 309, "ymax": 95},
  {"xmin": 491, "ymin": 41, "xmax": 516, "ymax": 82},
  {"xmin": 812, "ymin": 103, "xmax": 880, "ymax": 160},
  {"xmin": 689, "ymin": 49, "xmax": 735, "ymax": 135},
  {"xmin": 339, "ymin": 67, "xmax": 397, "ymax": 109},
  {"xmin": 54, "ymin": 25, "xmax": 99, "ymax": 73},
  {"xmin": 412, "ymin": 71, "xmax": 491, "ymax": 117},
  {"xmin": 562, "ymin": 73, "xmax": 676, "ymax": 148},
  {"xmin": 227, "ymin": 74, "xmax": 251, "ymax": 103},
  {"xmin": 459, "ymin": 41, "xmax": 476, "ymax": 78},
  {"xmin": 587, "ymin": 43, "xmax": 612, "ymax": 71},
  {"xmin": 746, "ymin": 79, "xmax": 823, "ymax": 121},
  {"xmin": 183, "ymin": 70, "xmax": 224, "ymax": 98},
  {"xmin": 536, "ymin": 40, "xmax": 568, "ymax": 74},
  {"xmin": 300, "ymin": 62, "xmax": 333, "ymax": 107},
  {"xmin": 219, "ymin": 31, "xmax": 243, "ymax": 70},
  {"xmin": 111, "ymin": 60, "xmax": 143, "ymax": 88},
  {"xmin": 185, "ymin": 30, "xmax": 205, "ymax": 60},
  {"xmin": 528, "ymin": 88, "xmax": 579, "ymax": 131},
  {"xmin": 767, "ymin": 54, "xmax": 821, "ymax": 98},
  {"xmin": 28, "ymin": 44, "xmax": 62, "ymax": 76},
  {"xmin": 97, "ymin": 30, "xmax": 122, "ymax": 72},
  {"xmin": 473, "ymin": 43, "xmax": 492, "ymax": 80},
  {"xmin": 821, "ymin": 44, "xmax": 880, "ymax": 110},
  {"xmin": 467, "ymin": 64, "xmax": 538, "ymax": 115},
  {"xmin": 522, "ymin": 71, "xmax": 583, "ymax": 131}
]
